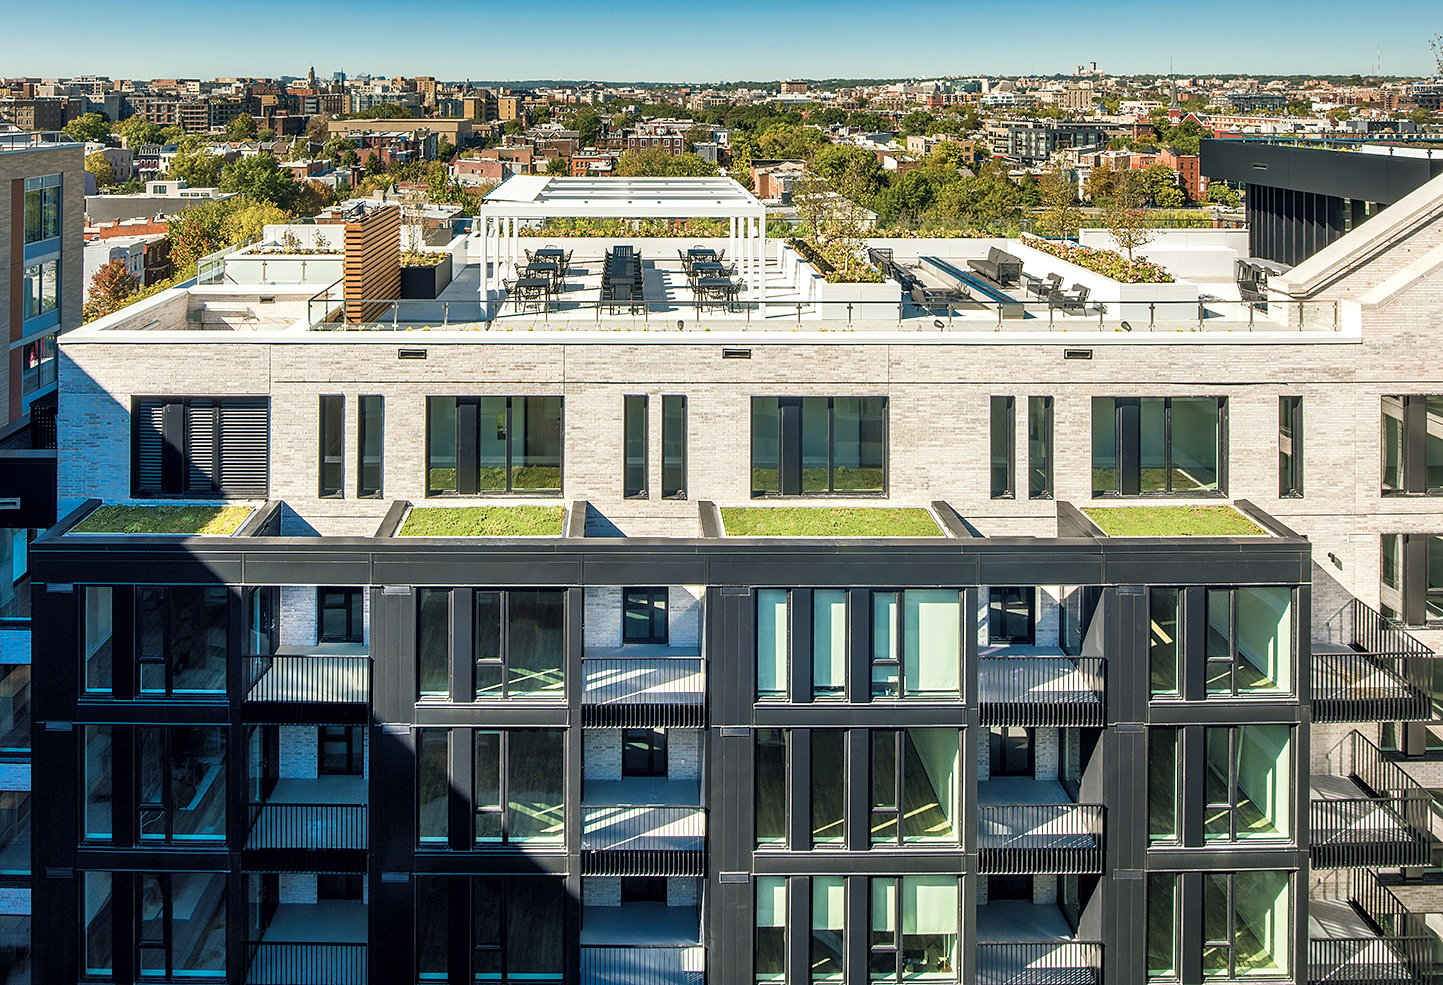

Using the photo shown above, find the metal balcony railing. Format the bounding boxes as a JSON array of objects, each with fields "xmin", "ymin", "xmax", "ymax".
[
  {"xmin": 246, "ymin": 801, "xmax": 367, "ymax": 851},
  {"xmin": 581, "ymin": 805, "xmax": 705, "ymax": 876},
  {"xmin": 245, "ymin": 654, "xmax": 371, "ymax": 705},
  {"xmin": 246, "ymin": 941, "xmax": 365, "ymax": 985},
  {"xmin": 978, "ymin": 655, "xmax": 1105, "ymax": 727},
  {"xmin": 1308, "ymin": 935, "xmax": 1432, "ymax": 985},
  {"xmin": 581, "ymin": 656, "xmax": 705, "ymax": 728},
  {"xmin": 1313, "ymin": 731, "xmax": 1438, "ymax": 868},
  {"xmin": 978, "ymin": 804, "xmax": 1104, "ymax": 874},
  {"xmin": 1315, "ymin": 599, "xmax": 1436, "ymax": 723},
  {"xmin": 976, "ymin": 941, "xmax": 1103, "ymax": 985},
  {"xmin": 580, "ymin": 945, "xmax": 704, "ymax": 985}
]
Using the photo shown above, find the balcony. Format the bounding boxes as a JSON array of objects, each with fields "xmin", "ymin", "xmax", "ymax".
[
  {"xmin": 582, "ymin": 646, "xmax": 705, "ymax": 728},
  {"xmin": 582, "ymin": 777, "xmax": 704, "ymax": 876},
  {"xmin": 977, "ymin": 903, "xmax": 1102, "ymax": 985},
  {"xmin": 978, "ymin": 779, "xmax": 1103, "ymax": 875},
  {"xmin": 582, "ymin": 902, "xmax": 703, "ymax": 985},
  {"xmin": 978, "ymin": 646, "xmax": 1105, "ymax": 727},
  {"xmin": 245, "ymin": 899, "xmax": 366, "ymax": 985},
  {"xmin": 246, "ymin": 776, "xmax": 367, "ymax": 852},
  {"xmin": 1308, "ymin": 876, "xmax": 1434, "ymax": 985},
  {"xmin": 1311, "ymin": 731, "xmax": 1435, "ymax": 869},
  {"xmin": 245, "ymin": 644, "xmax": 371, "ymax": 719},
  {"xmin": 1314, "ymin": 599, "xmax": 1436, "ymax": 723}
]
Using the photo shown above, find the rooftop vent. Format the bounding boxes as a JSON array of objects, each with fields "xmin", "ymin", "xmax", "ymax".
[
  {"xmin": 398, "ymin": 348, "xmax": 427, "ymax": 360},
  {"xmin": 722, "ymin": 347, "xmax": 751, "ymax": 359}
]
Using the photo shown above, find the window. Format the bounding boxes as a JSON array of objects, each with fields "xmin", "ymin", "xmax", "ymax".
[
  {"xmin": 319, "ymin": 725, "xmax": 363, "ymax": 775},
  {"xmin": 990, "ymin": 396, "xmax": 1014, "ymax": 499},
  {"xmin": 474, "ymin": 590, "xmax": 565, "ymax": 699},
  {"xmin": 83, "ymin": 871, "xmax": 113, "ymax": 978},
  {"xmin": 318, "ymin": 873, "xmax": 364, "ymax": 900},
  {"xmin": 812, "ymin": 730, "xmax": 846, "ymax": 845},
  {"xmin": 137, "ymin": 726, "xmax": 226, "ymax": 843},
  {"xmin": 623, "ymin": 587, "xmax": 668, "ymax": 644},
  {"xmin": 318, "ymin": 587, "xmax": 364, "ymax": 643},
  {"xmin": 83, "ymin": 586, "xmax": 114, "ymax": 694},
  {"xmin": 136, "ymin": 872, "xmax": 227, "ymax": 980},
  {"xmin": 757, "ymin": 590, "xmax": 790, "ymax": 699},
  {"xmin": 756, "ymin": 876, "xmax": 787, "ymax": 982},
  {"xmin": 21, "ymin": 260, "xmax": 59, "ymax": 321},
  {"xmin": 84, "ymin": 726, "xmax": 113, "ymax": 842},
  {"xmin": 752, "ymin": 396, "xmax": 887, "ymax": 496},
  {"xmin": 871, "ymin": 590, "xmax": 961, "ymax": 698},
  {"xmin": 1092, "ymin": 397, "xmax": 1226, "ymax": 497},
  {"xmin": 132, "ymin": 397, "xmax": 270, "ymax": 498},
  {"xmin": 0, "ymin": 791, "xmax": 29, "ymax": 876},
  {"xmin": 623, "ymin": 394, "xmax": 648, "ymax": 498},
  {"xmin": 1278, "ymin": 396, "xmax": 1302, "ymax": 497},
  {"xmin": 417, "ymin": 588, "xmax": 450, "ymax": 699},
  {"xmin": 1149, "ymin": 587, "xmax": 1180, "ymax": 696},
  {"xmin": 137, "ymin": 586, "xmax": 228, "ymax": 697},
  {"xmin": 426, "ymin": 396, "xmax": 563, "ymax": 495},
  {"xmin": 755, "ymin": 729, "xmax": 788, "ymax": 846},
  {"xmin": 1204, "ymin": 725, "xmax": 1292, "ymax": 842},
  {"xmin": 473, "ymin": 730, "xmax": 564, "ymax": 844},
  {"xmin": 987, "ymin": 587, "xmax": 1034, "ymax": 645},
  {"xmin": 1205, "ymin": 587, "xmax": 1293, "ymax": 694},
  {"xmin": 871, "ymin": 730, "xmax": 959, "ymax": 845},
  {"xmin": 662, "ymin": 395, "xmax": 688, "ymax": 499},
  {"xmin": 1028, "ymin": 396, "xmax": 1053, "ymax": 499},
  {"xmin": 21, "ymin": 333, "xmax": 57, "ymax": 395},
  {"xmin": 1381, "ymin": 533, "xmax": 1443, "ymax": 625},
  {"xmin": 318, "ymin": 395, "xmax": 344, "ymax": 497},
  {"xmin": 813, "ymin": 590, "xmax": 847, "ymax": 698},
  {"xmin": 417, "ymin": 729, "xmax": 448, "ymax": 844},
  {"xmin": 0, "ymin": 664, "xmax": 29, "ymax": 756},
  {"xmin": 869, "ymin": 876, "xmax": 959, "ymax": 982},
  {"xmin": 416, "ymin": 875, "xmax": 566, "ymax": 982},
  {"xmin": 357, "ymin": 395, "xmax": 383, "ymax": 497},
  {"xmin": 1147, "ymin": 873, "xmax": 1179, "ymax": 978},
  {"xmin": 1148, "ymin": 728, "xmax": 1177, "ymax": 842},
  {"xmin": 622, "ymin": 728, "xmax": 667, "ymax": 776},
  {"xmin": 23, "ymin": 174, "xmax": 62, "ymax": 244},
  {"xmin": 989, "ymin": 727, "xmax": 1033, "ymax": 777},
  {"xmin": 812, "ymin": 877, "xmax": 845, "ymax": 982},
  {"xmin": 1203, "ymin": 871, "xmax": 1290, "ymax": 978},
  {"xmin": 1381, "ymin": 395, "xmax": 1443, "ymax": 494}
]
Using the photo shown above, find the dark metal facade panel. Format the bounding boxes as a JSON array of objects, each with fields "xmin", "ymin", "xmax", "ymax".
[{"xmin": 1202, "ymin": 139, "xmax": 1443, "ymax": 203}]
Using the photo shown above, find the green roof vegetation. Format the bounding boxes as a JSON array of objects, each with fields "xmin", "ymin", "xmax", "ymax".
[
  {"xmin": 72, "ymin": 504, "xmax": 252, "ymax": 536},
  {"xmin": 398, "ymin": 506, "xmax": 565, "ymax": 537},
  {"xmin": 721, "ymin": 507, "xmax": 941, "ymax": 538},
  {"xmin": 1082, "ymin": 505, "xmax": 1266, "ymax": 538}
]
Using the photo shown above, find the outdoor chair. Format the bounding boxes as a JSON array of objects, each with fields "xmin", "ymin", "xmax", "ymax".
[{"xmin": 1047, "ymin": 283, "xmax": 1091, "ymax": 314}]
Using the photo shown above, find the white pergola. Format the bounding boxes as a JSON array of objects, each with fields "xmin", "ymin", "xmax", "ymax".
[{"xmin": 477, "ymin": 176, "xmax": 769, "ymax": 317}]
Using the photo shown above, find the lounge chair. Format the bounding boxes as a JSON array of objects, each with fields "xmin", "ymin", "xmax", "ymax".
[
  {"xmin": 1047, "ymin": 283, "xmax": 1091, "ymax": 314},
  {"xmin": 968, "ymin": 247, "xmax": 1023, "ymax": 287}
]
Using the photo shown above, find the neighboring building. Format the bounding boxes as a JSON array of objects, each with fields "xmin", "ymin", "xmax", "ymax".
[
  {"xmin": 84, "ymin": 180, "xmax": 236, "ymax": 223},
  {"xmin": 1004, "ymin": 122, "xmax": 1107, "ymax": 166},
  {"xmin": 0, "ymin": 98, "xmax": 66, "ymax": 132},
  {"xmin": 81, "ymin": 233, "xmax": 171, "ymax": 298},
  {"xmin": 780, "ymin": 80, "xmax": 809, "ymax": 95},
  {"xmin": 327, "ymin": 117, "xmax": 472, "ymax": 148},
  {"xmin": 750, "ymin": 158, "xmax": 806, "ymax": 202},
  {"xmin": 24, "ymin": 173, "xmax": 1443, "ymax": 985}
]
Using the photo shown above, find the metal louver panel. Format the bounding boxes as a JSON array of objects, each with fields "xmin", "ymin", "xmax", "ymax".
[
  {"xmin": 217, "ymin": 398, "xmax": 270, "ymax": 497},
  {"xmin": 186, "ymin": 399, "xmax": 217, "ymax": 494},
  {"xmin": 133, "ymin": 399, "xmax": 165, "ymax": 493}
]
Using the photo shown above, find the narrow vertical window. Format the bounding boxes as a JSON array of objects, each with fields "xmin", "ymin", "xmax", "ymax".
[
  {"xmin": 1147, "ymin": 727, "xmax": 1177, "ymax": 841},
  {"xmin": 319, "ymin": 395, "xmax": 344, "ymax": 497},
  {"xmin": 661, "ymin": 394, "xmax": 687, "ymax": 499},
  {"xmin": 812, "ymin": 590, "xmax": 847, "ymax": 698},
  {"xmin": 990, "ymin": 396, "xmax": 1014, "ymax": 499},
  {"xmin": 357, "ymin": 395, "xmax": 383, "ymax": 497},
  {"xmin": 1278, "ymin": 396, "xmax": 1302, "ymax": 497},
  {"xmin": 623, "ymin": 394, "xmax": 648, "ymax": 499},
  {"xmin": 756, "ymin": 590, "xmax": 789, "ymax": 699},
  {"xmin": 811, "ymin": 876, "xmax": 845, "ymax": 982},
  {"xmin": 811, "ymin": 730, "xmax": 845, "ymax": 845},
  {"xmin": 417, "ymin": 588, "xmax": 450, "ymax": 699},
  {"xmin": 756, "ymin": 876, "xmax": 787, "ymax": 982},
  {"xmin": 1028, "ymin": 396, "xmax": 1053, "ymax": 499},
  {"xmin": 1148, "ymin": 587, "xmax": 1180, "ymax": 695},
  {"xmin": 1147, "ymin": 873, "xmax": 1178, "ymax": 977},
  {"xmin": 755, "ymin": 729, "xmax": 788, "ymax": 846},
  {"xmin": 417, "ymin": 729, "xmax": 449, "ymax": 844}
]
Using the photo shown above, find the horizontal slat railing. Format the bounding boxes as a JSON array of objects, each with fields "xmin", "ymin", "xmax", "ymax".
[
  {"xmin": 246, "ymin": 801, "xmax": 367, "ymax": 850},
  {"xmin": 580, "ymin": 945, "xmax": 704, "ymax": 985},
  {"xmin": 976, "ymin": 941, "xmax": 1103, "ymax": 985},
  {"xmin": 978, "ymin": 656, "xmax": 1105, "ymax": 727},
  {"xmin": 245, "ymin": 655, "xmax": 371, "ymax": 705},
  {"xmin": 978, "ymin": 804, "xmax": 1104, "ymax": 874},
  {"xmin": 246, "ymin": 941, "xmax": 365, "ymax": 985}
]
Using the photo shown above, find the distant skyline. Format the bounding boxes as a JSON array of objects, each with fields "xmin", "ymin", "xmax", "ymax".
[{"xmin": 1, "ymin": 0, "xmax": 1440, "ymax": 81}]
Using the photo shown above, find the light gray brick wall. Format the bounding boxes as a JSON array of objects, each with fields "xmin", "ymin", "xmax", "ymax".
[
  {"xmin": 977, "ymin": 733, "xmax": 991, "ymax": 783},
  {"xmin": 668, "ymin": 729, "xmax": 702, "ymax": 782},
  {"xmin": 279, "ymin": 872, "xmax": 317, "ymax": 905},
  {"xmin": 1033, "ymin": 875, "xmax": 1057, "ymax": 905},
  {"xmin": 668, "ymin": 877, "xmax": 699, "ymax": 907},
  {"xmin": 583, "ymin": 586, "xmax": 702, "ymax": 648},
  {"xmin": 279, "ymin": 586, "xmax": 317, "ymax": 649},
  {"xmin": 668, "ymin": 587, "xmax": 703, "ymax": 648},
  {"xmin": 1034, "ymin": 727, "xmax": 1059, "ymax": 781},
  {"xmin": 584, "ymin": 877, "xmax": 621, "ymax": 907},
  {"xmin": 1065, "ymin": 729, "xmax": 1081, "ymax": 784},
  {"xmin": 279, "ymin": 725, "xmax": 317, "ymax": 779},
  {"xmin": 584, "ymin": 730, "xmax": 622, "ymax": 782},
  {"xmin": 975, "ymin": 878, "xmax": 988, "ymax": 906},
  {"xmin": 584, "ymin": 587, "xmax": 622, "ymax": 647}
]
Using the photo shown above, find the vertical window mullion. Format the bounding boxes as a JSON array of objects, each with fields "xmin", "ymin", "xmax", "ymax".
[{"xmin": 499, "ymin": 732, "xmax": 509, "ymax": 843}]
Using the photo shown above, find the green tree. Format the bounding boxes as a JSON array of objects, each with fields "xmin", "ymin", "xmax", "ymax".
[
  {"xmin": 809, "ymin": 144, "xmax": 884, "ymax": 204},
  {"xmin": 1141, "ymin": 163, "xmax": 1186, "ymax": 207},
  {"xmin": 224, "ymin": 114, "xmax": 257, "ymax": 141},
  {"xmin": 544, "ymin": 156, "xmax": 569, "ymax": 175},
  {"xmin": 167, "ymin": 146, "xmax": 224, "ymax": 187},
  {"xmin": 85, "ymin": 151, "xmax": 117, "ymax": 188},
  {"xmin": 219, "ymin": 153, "xmax": 301, "ymax": 210},
  {"xmin": 1101, "ymin": 168, "xmax": 1156, "ymax": 269},
  {"xmin": 898, "ymin": 110, "xmax": 934, "ymax": 137},
  {"xmin": 63, "ymin": 112, "xmax": 112, "ymax": 144},
  {"xmin": 115, "ymin": 114, "xmax": 165, "ymax": 148},
  {"xmin": 926, "ymin": 161, "xmax": 1024, "ymax": 233},
  {"xmin": 564, "ymin": 107, "xmax": 602, "ymax": 147},
  {"xmin": 1036, "ymin": 168, "xmax": 1080, "ymax": 239},
  {"xmin": 1206, "ymin": 183, "xmax": 1242, "ymax": 208},
  {"xmin": 615, "ymin": 148, "xmax": 719, "ymax": 177},
  {"xmin": 321, "ymin": 136, "xmax": 357, "ymax": 164}
]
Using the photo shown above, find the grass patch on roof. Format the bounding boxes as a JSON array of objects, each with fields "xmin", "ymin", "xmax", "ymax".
[
  {"xmin": 72, "ymin": 504, "xmax": 252, "ymax": 536},
  {"xmin": 1082, "ymin": 505, "xmax": 1265, "ymax": 537},
  {"xmin": 721, "ymin": 506, "xmax": 941, "ymax": 537},
  {"xmin": 399, "ymin": 505, "xmax": 565, "ymax": 537}
]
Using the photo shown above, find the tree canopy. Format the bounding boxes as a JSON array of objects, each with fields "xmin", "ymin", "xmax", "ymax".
[{"xmin": 62, "ymin": 112, "xmax": 112, "ymax": 144}]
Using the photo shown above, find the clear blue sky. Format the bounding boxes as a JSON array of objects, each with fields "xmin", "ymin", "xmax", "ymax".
[{"xmin": 2, "ymin": 0, "xmax": 1438, "ymax": 81}]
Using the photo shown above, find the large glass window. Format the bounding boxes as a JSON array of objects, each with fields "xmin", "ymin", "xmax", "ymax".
[
  {"xmin": 812, "ymin": 730, "xmax": 846, "ymax": 845},
  {"xmin": 417, "ymin": 729, "xmax": 449, "ymax": 844},
  {"xmin": 0, "ymin": 664, "xmax": 29, "ymax": 756},
  {"xmin": 137, "ymin": 586, "xmax": 228, "ymax": 697},
  {"xmin": 990, "ymin": 396, "xmax": 1014, "ymax": 499},
  {"xmin": 1204, "ymin": 725, "xmax": 1292, "ymax": 842},
  {"xmin": 84, "ymin": 726, "xmax": 113, "ymax": 842},
  {"xmin": 1149, "ymin": 587, "xmax": 1180, "ymax": 696},
  {"xmin": 812, "ymin": 877, "xmax": 845, "ymax": 982},
  {"xmin": 871, "ymin": 730, "xmax": 959, "ymax": 845},
  {"xmin": 987, "ymin": 587, "xmax": 1034, "ymax": 645},
  {"xmin": 813, "ymin": 590, "xmax": 847, "ymax": 698},
  {"xmin": 755, "ymin": 729, "xmax": 788, "ymax": 846},
  {"xmin": 83, "ymin": 586, "xmax": 114, "ymax": 694},
  {"xmin": 871, "ymin": 590, "xmax": 961, "ymax": 698},
  {"xmin": 622, "ymin": 587, "xmax": 668, "ymax": 645},
  {"xmin": 318, "ymin": 587, "xmax": 363, "ymax": 643},
  {"xmin": 416, "ymin": 875, "xmax": 566, "ymax": 982},
  {"xmin": 83, "ymin": 872, "xmax": 113, "ymax": 979},
  {"xmin": 426, "ymin": 396, "xmax": 563, "ymax": 496},
  {"xmin": 1205, "ymin": 587, "xmax": 1292, "ymax": 694},
  {"xmin": 137, "ymin": 872, "xmax": 226, "ymax": 980},
  {"xmin": 1381, "ymin": 396, "xmax": 1443, "ymax": 495},
  {"xmin": 357, "ymin": 394, "xmax": 383, "ymax": 498},
  {"xmin": 21, "ymin": 333, "xmax": 57, "ymax": 396},
  {"xmin": 757, "ymin": 590, "xmax": 789, "ymax": 699},
  {"xmin": 417, "ymin": 588, "xmax": 450, "ymax": 698},
  {"xmin": 1092, "ymin": 397, "xmax": 1226, "ymax": 496},
  {"xmin": 751, "ymin": 396, "xmax": 887, "ymax": 497},
  {"xmin": 870, "ymin": 876, "xmax": 959, "ymax": 982},
  {"xmin": 23, "ymin": 174, "xmax": 61, "ymax": 245},
  {"xmin": 1147, "ymin": 873, "xmax": 1178, "ymax": 978},
  {"xmin": 756, "ymin": 876, "xmax": 787, "ymax": 982},
  {"xmin": 1148, "ymin": 728, "xmax": 1177, "ymax": 842},
  {"xmin": 0, "ymin": 791, "xmax": 29, "ymax": 876},
  {"xmin": 137, "ymin": 726, "xmax": 226, "ymax": 843},
  {"xmin": 474, "ymin": 730, "xmax": 564, "ymax": 845},
  {"xmin": 475, "ymin": 589, "xmax": 565, "ymax": 699},
  {"xmin": 623, "ymin": 394, "xmax": 648, "ymax": 498},
  {"xmin": 1203, "ymin": 870, "xmax": 1290, "ymax": 978},
  {"xmin": 22, "ymin": 262, "xmax": 58, "ymax": 325},
  {"xmin": 1028, "ymin": 396, "xmax": 1053, "ymax": 500}
]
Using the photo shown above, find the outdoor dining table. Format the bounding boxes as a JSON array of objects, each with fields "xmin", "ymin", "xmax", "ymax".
[
  {"xmin": 690, "ymin": 261, "xmax": 726, "ymax": 276},
  {"xmin": 525, "ymin": 261, "xmax": 559, "ymax": 278},
  {"xmin": 686, "ymin": 248, "xmax": 719, "ymax": 259},
  {"xmin": 532, "ymin": 248, "xmax": 565, "ymax": 260},
  {"xmin": 514, "ymin": 277, "xmax": 552, "ymax": 311},
  {"xmin": 695, "ymin": 276, "xmax": 740, "ymax": 311}
]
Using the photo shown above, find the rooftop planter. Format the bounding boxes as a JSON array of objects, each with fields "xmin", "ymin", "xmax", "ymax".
[
  {"xmin": 71, "ymin": 504, "xmax": 253, "ymax": 536},
  {"xmin": 1081, "ymin": 505, "xmax": 1265, "ymax": 537},
  {"xmin": 1009, "ymin": 238, "xmax": 1198, "ymax": 323},
  {"xmin": 720, "ymin": 506, "xmax": 942, "ymax": 538},
  {"xmin": 398, "ymin": 505, "xmax": 564, "ymax": 537},
  {"xmin": 1020, "ymin": 236, "xmax": 1174, "ymax": 283},
  {"xmin": 399, "ymin": 251, "xmax": 453, "ymax": 299}
]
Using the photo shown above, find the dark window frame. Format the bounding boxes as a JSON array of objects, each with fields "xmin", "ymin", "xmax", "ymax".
[
  {"xmin": 623, "ymin": 394, "xmax": 649, "ymax": 499},
  {"xmin": 319, "ymin": 394, "xmax": 344, "ymax": 498},
  {"xmin": 661, "ymin": 394, "xmax": 688, "ymax": 500},
  {"xmin": 472, "ymin": 729, "xmax": 566, "ymax": 846},
  {"xmin": 1092, "ymin": 396, "xmax": 1228, "ymax": 498},
  {"xmin": 988, "ymin": 587, "xmax": 1035, "ymax": 644},
  {"xmin": 869, "ymin": 589, "xmax": 965, "ymax": 699},
  {"xmin": 1028, "ymin": 395, "xmax": 1054, "ymax": 500},
  {"xmin": 990, "ymin": 396, "xmax": 1015, "ymax": 500},
  {"xmin": 318, "ymin": 725, "xmax": 364, "ymax": 776},
  {"xmin": 425, "ymin": 395, "xmax": 564, "ymax": 497},
  {"xmin": 621, "ymin": 728, "xmax": 668, "ymax": 777},
  {"xmin": 622, "ymin": 587, "xmax": 668, "ymax": 645},
  {"xmin": 357, "ymin": 394, "xmax": 384, "ymax": 498},
  {"xmin": 1278, "ymin": 395, "xmax": 1303, "ymax": 498},
  {"xmin": 131, "ymin": 395, "xmax": 271, "ymax": 499},
  {"xmin": 472, "ymin": 589, "xmax": 567, "ymax": 701},
  {"xmin": 317, "ymin": 587, "xmax": 364, "ymax": 644},
  {"xmin": 1381, "ymin": 395, "xmax": 1443, "ymax": 496},
  {"xmin": 750, "ymin": 395, "xmax": 889, "ymax": 498}
]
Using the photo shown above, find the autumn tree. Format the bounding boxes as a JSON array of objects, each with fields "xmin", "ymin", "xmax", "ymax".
[
  {"xmin": 84, "ymin": 151, "xmax": 117, "ymax": 188},
  {"xmin": 83, "ymin": 259, "xmax": 139, "ymax": 322},
  {"xmin": 1101, "ymin": 168, "xmax": 1156, "ymax": 269},
  {"xmin": 167, "ymin": 146, "xmax": 224, "ymax": 187}
]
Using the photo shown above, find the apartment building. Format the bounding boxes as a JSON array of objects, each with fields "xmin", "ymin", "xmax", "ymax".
[{"xmin": 22, "ymin": 173, "xmax": 1443, "ymax": 985}]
